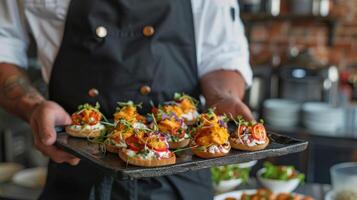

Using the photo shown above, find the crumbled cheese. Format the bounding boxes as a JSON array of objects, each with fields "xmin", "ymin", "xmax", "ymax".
[
  {"xmin": 205, "ymin": 142, "xmax": 230, "ymax": 154},
  {"xmin": 181, "ymin": 111, "xmax": 199, "ymax": 122},
  {"xmin": 125, "ymin": 148, "xmax": 171, "ymax": 160},
  {"xmin": 236, "ymin": 134, "xmax": 266, "ymax": 147},
  {"xmin": 133, "ymin": 122, "xmax": 147, "ymax": 130}
]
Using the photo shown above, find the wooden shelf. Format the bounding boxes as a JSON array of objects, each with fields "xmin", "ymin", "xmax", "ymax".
[
  {"xmin": 240, "ymin": 13, "xmax": 339, "ymax": 46},
  {"xmin": 241, "ymin": 13, "xmax": 338, "ymax": 22}
]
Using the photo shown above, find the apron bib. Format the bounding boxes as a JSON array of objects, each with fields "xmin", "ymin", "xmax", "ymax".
[{"xmin": 41, "ymin": 0, "xmax": 212, "ymax": 199}]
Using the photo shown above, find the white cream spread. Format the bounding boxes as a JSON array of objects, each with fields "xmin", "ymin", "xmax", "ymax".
[
  {"xmin": 70, "ymin": 123, "xmax": 105, "ymax": 131},
  {"xmin": 125, "ymin": 147, "xmax": 172, "ymax": 160},
  {"xmin": 181, "ymin": 111, "xmax": 199, "ymax": 122},
  {"xmin": 113, "ymin": 140, "xmax": 127, "ymax": 148},
  {"xmin": 133, "ymin": 122, "xmax": 147, "ymax": 130},
  {"xmin": 167, "ymin": 133, "xmax": 190, "ymax": 142},
  {"xmin": 194, "ymin": 141, "xmax": 230, "ymax": 154},
  {"xmin": 233, "ymin": 134, "xmax": 266, "ymax": 147}
]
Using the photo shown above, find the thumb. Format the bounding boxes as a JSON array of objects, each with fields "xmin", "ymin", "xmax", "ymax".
[
  {"xmin": 236, "ymin": 101, "xmax": 256, "ymax": 122},
  {"xmin": 40, "ymin": 104, "xmax": 71, "ymax": 146},
  {"xmin": 55, "ymin": 110, "xmax": 72, "ymax": 126}
]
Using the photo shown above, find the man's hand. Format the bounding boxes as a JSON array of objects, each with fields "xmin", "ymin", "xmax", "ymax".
[
  {"xmin": 0, "ymin": 63, "xmax": 79, "ymax": 166},
  {"xmin": 29, "ymin": 101, "xmax": 80, "ymax": 165},
  {"xmin": 200, "ymin": 70, "xmax": 255, "ymax": 121},
  {"xmin": 211, "ymin": 96, "xmax": 255, "ymax": 121}
]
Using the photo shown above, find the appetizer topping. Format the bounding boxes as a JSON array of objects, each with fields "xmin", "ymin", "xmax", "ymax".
[
  {"xmin": 123, "ymin": 130, "xmax": 173, "ymax": 160},
  {"xmin": 173, "ymin": 92, "xmax": 199, "ymax": 113},
  {"xmin": 233, "ymin": 116, "xmax": 267, "ymax": 147},
  {"xmin": 193, "ymin": 109, "xmax": 229, "ymax": 147},
  {"xmin": 152, "ymin": 93, "xmax": 199, "ymax": 123},
  {"xmin": 262, "ymin": 162, "xmax": 305, "ymax": 182},
  {"xmin": 190, "ymin": 109, "xmax": 230, "ymax": 154},
  {"xmin": 155, "ymin": 110, "xmax": 189, "ymax": 142},
  {"xmin": 107, "ymin": 118, "xmax": 148, "ymax": 148},
  {"xmin": 158, "ymin": 103, "xmax": 184, "ymax": 118},
  {"xmin": 71, "ymin": 103, "xmax": 103, "ymax": 126},
  {"xmin": 113, "ymin": 101, "xmax": 146, "ymax": 124}
]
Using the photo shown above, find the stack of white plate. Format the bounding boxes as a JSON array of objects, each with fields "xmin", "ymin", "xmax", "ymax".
[
  {"xmin": 302, "ymin": 102, "xmax": 344, "ymax": 135},
  {"xmin": 263, "ymin": 99, "xmax": 301, "ymax": 128}
]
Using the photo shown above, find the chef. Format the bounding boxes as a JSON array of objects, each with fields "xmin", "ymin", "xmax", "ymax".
[{"xmin": 0, "ymin": 0, "xmax": 254, "ymax": 199}]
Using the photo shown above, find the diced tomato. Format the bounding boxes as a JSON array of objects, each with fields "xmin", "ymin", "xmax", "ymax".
[
  {"xmin": 238, "ymin": 125, "xmax": 249, "ymax": 135},
  {"xmin": 151, "ymin": 146, "xmax": 168, "ymax": 152},
  {"xmin": 251, "ymin": 123, "xmax": 267, "ymax": 141},
  {"xmin": 71, "ymin": 113, "xmax": 82, "ymax": 125},
  {"xmin": 88, "ymin": 112, "xmax": 101, "ymax": 125},
  {"xmin": 125, "ymin": 135, "xmax": 142, "ymax": 152},
  {"xmin": 151, "ymin": 107, "xmax": 158, "ymax": 114},
  {"xmin": 178, "ymin": 131, "xmax": 186, "ymax": 139}
]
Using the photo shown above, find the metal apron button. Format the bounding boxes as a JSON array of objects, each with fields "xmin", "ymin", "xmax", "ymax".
[
  {"xmin": 140, "ymin": 85, "xmax": 151, "ymax": 95},
  {"xmin": 88, "ymin": 88, "xmax": 99, "ymax": 97},
  {"xmin": 96, "ymin": 26, "xmax": 107, "ymax": 38},
  {"xmin": 143, "ymin": 26, "xmax": 155, "ymax": 37}
]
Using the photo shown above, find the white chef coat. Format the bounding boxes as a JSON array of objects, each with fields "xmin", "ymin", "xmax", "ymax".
[{"xmin": 0, "ymin": 0, "xmax": 252, "ymax": 85}]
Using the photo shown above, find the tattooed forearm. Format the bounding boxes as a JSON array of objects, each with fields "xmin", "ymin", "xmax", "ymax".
[
  {"xmin": 2, "ymin": 75, "xmax": 38, "ymax": 101},
  {"xmin": 0, "ymin": 63, "xmax": 44, "ymax": 121}
]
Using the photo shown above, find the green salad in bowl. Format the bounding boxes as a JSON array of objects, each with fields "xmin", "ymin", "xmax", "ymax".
[
  {"xmin": 211, "ymin": 164, "xmax": 250, "ymax": 193},
  {"xmin": 261, "ymin": 162, "xmax": 305, "ymax": 182},
  {"xmin": 257, "ymin": 162, "xmax": 305, "ymax": 193}
]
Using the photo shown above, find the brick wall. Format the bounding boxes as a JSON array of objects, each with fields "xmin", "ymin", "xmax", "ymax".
[{"xmin": 245, "ymin": 0, "xmax": 357, "ymax": 68}]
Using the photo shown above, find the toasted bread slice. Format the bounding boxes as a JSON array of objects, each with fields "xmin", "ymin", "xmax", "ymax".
[
  {"xmin": 168, "ymin": 138, "xmax": 190, "ymax": 149},
  {"xmin": 192, "ymin": 144, "xmax": 231, "ymax": 158},
  {"xmin": 229, "ymin": 137, "xmax": 269, "ymax": 151},
  {"xmin": 118, "ymin": 149, "xmax": 176, "ymax": 167},
  {"xmin": 65, "ymin": 125, "xmax": 104, "ymax": 138},
  {"xmin": 105, "ymin": 143, "xmax": 121, "ymax": 154}
]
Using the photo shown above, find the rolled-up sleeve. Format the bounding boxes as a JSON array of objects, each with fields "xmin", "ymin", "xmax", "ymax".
[
  {"xmin": 193, "ymin": 0, "xmax": 252, "ymax": 86},
  {"xmin": 0, "ymin": 0, "xmax": 29, "ymax": 68}
]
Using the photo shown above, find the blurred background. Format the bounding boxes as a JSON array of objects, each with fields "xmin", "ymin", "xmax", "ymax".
[{"xmin": 0, "ymin": 0, "xmax": 357, "ymax": 199}]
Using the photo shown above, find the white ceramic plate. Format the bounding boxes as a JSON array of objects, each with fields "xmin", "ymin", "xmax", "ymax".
[
  {"xmin": 0, "ymin": 163, "xmax": 24, "ymax": 183},
  {"xmin": 214, "ymin": 189, "xmax": 257, "ymax": 200},
  {"xmin": 264, "ymin": 99, "xmax": 301, "ymax": 112},
  {"xmin": 12, "ymin": 167, "xmax": 47, "ymax": 188},
  {"xmin": 213, "ymin": 179, "xmax": 243, "ymax": 193},
  {"xmin": 325, "ymin": 190, "xmax": 335, "ymax": 200},
  {"xmin": 215, "ymin": 189, "xmax": 309, "ymax": 200},
  {"xmin": 237, "ymin": 160, "xmax": 258, "ymax": 169}
]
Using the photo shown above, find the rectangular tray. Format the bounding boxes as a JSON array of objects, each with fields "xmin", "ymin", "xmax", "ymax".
[{"xmin": 55, "ymin": 131, "xmax": 308, "ymax": 180}]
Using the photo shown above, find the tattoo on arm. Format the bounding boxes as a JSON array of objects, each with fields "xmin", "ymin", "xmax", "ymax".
[{"xmin": 1, "ymin": 75, "xmax": 40, "ymax": 102}]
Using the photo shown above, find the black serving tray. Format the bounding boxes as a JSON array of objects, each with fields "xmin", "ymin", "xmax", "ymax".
[{"xmin": 55, "ymin": 131, "xmax": 308, "ymax": 180}]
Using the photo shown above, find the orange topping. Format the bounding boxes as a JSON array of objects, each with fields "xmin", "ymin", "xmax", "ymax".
[
  {"xmin": 158, "ymin": 118, "xmax": 180, "ymax": 134},
  {"xmin": 179, "ymin": 98, "xmax": 196, "ymax": 113}
]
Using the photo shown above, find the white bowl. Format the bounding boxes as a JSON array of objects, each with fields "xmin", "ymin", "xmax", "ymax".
[
  {"xmin": 214, "ymin": 189, "xmax": 257, "ymax": 200},
  {"xmin": 302, "ymin": 102, "xmax": 342, "ymax": 116},
  {"xmin": 264, "ymin": 99, "xmax": 301, "ymax": 112},
  {"xmin": 237, "ymin": 160, "xmax": 257, "ymax": 169},
  {"xmin": 0, "ymin": 163, "xmax": 24, "ymax": 183},
  {"xmin": 265, "ymin": 117, "xmax": 299, "ymax": 127},
  {"xmin": 12, "ymin": 167, "xmax": 47, "ymax": 188},
  {"xmin": 257, "ymin": 168, "xmax": 300, "ymax": 193},
  {"xmin": 213, "ymin": 179, "xmax": 243, "ymax": 193}
]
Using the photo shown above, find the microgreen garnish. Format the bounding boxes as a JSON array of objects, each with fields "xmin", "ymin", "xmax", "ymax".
[
  {"xmin": 116, "ymin": 101, "xmax": 142, "ymax": 110},
  {"xmin": 77, "ymin": 102, "xmax": 109, "ymax": 122},
  {"xmin": 232, "ymin": 115, "xmax": 263, "ymax": 127},
  {"xmin": 150, "ymin": 113, "xmax": 159, "ymax": 132},
  {"xmin": 101, "ymin": 121, "xmax": 115, "ymax": 127},
  {"xmin": 172, "ymin": 145, "xmax": 198, "ymax": 153},
  {"xmin": 174, "ymin": 92, "xmax": 199, "ymax": 106}
]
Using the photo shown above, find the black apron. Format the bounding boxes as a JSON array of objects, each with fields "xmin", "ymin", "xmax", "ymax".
[{"xmin": 41, "ymin": 0, "xmax": 213, "ymax": 199}]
